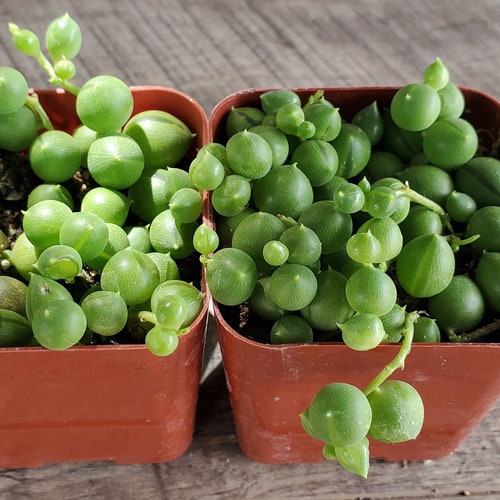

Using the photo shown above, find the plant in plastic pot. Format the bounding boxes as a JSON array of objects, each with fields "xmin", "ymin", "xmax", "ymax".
[
  {"xmin": 0, "ymin": 13, "xmax": 209, "ymax": 467},
  {"xmin": 201, "ymin": 59, "xmax": 500, "ymax": 477}
]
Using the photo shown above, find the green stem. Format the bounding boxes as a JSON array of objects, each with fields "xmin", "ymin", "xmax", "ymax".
[
  {"xmin": 25, "ymin": 94, "xmax": 54, "ymax": 130},
  {"xmin": 36, "ymin": 51, "xmax": 80, "ymax": 95},
  {"xmin": 394, "ymin": 183, "xmax": 453, "ymax": 233},
  {"xmin": 376, "ymin": 262, "xmax": 389, "ymax": 272},
  {"xmin": 362, "ymin": 310, "xmax": 419, "ymax": 396},
  {"xmin": 35, "ymin": 51, "xmax": 57, "ymax": 80},
  {"xmin": 199, "ymin": 254, "xmax": 210, "ymax": 267},
  {"xmin": 50, "ymin": 77, "xmax": 81, "ymax": 96},
  {"xmin": 445, "ymin": 233, "xmax": 480, "ymax": 248},
  {"xmin": 277, "ymin": 214, "xmax": 298, "ymax": 227},
  {"xmin": 138, "ymin": 311, "xmax": 158, "ymax": 326},
  {"xmin": 302, "ymin": 90, "xmax": 324, "ymax": 112},
  {"xmin": 448, "ymin": 318, "xmax": 500, "ymax": 342}
]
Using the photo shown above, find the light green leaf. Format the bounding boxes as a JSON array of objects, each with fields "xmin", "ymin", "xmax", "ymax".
[{"xmin": 335, "ymin": 437, "xmax": 370, "ymax": 478}]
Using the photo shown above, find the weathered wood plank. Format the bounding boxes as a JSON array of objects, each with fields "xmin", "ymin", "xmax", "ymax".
[{"xmin": 1, "ymin": 0, "xmax": 499, "ymax": 112}]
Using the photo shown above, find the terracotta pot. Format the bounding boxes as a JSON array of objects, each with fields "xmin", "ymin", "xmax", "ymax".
[
  {"xmin": 0, "ymin": 86, "xmax": 210, "ymax": 468},
  {"xmin": 209, "ymin": 87, "xmax": 500, "ymax": 463}
]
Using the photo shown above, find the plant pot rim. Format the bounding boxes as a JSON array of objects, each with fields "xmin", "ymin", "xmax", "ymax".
[
  {"xmin": 213, "ymin": 300, "xmax": 500, "ymax": 351},
  {"xmin": 209, "ymin": 84, "xmax": 500, "ymax": 134},
  {"xmin": 33, "ymin": 84, "xmax": 210, "ymax": 136},
  {"xmin": 210, "ymin": 84, "xmax": 500, "ymax": 99}
]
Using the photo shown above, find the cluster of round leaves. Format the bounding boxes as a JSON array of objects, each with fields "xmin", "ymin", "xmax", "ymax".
[
  {"xmin": 0, "ymin": 14, "xmax": 204, "ymax": 356},
  {"xmin": 300, "ymin": 379, "xmax": 424, "ymax": 477},
  {"xmin": 0, "ymin": 13, "xmax": 82, "ymax": 152},
  {"xmin": 199, "ymin": 58, "xmax": 500, "ymax": 476}
]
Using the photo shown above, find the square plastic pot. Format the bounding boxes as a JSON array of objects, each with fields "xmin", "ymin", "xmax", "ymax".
[
  {"xmin": 209, "ymin": 86, "xmax": 500, "ymax": 463},
  {"xmin": 0, "ymin": 86, "xmax": 210, "ymax": 468}
]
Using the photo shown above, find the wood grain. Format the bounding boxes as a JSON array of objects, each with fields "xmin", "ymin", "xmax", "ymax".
[
  {"xmin": 1, "ymin": 0, "xmax": 499, "ymax": 112},
  {"xmin": 0, "ymin": 0, "xmax": 499, "ymax": 498}
]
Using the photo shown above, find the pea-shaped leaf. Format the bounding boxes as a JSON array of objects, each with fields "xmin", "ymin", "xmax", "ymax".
[
  {"xmin": 437, "ymin": 81, "xmax": 465, "ymax": 119},
  {"xmin": 335, "ymin": 437, "xmax": 370, "ymax": 478},
  {"xmin": 232, "ymin": 211, "xmax": 287, "ymax": 273},
  {"xmin": 226, "ymin": 130, "xmax": 273, "ymax": 179},
  {"xmin": 423, "ymin": 117, "xmax": 478, "ymax": 170},
  {"xmin": 129, "ymin": 167, "xmax": 193, "ymax": 223},
  {"xmin": 26, "ymin": 273, "xmax": 73, "ymax": 323},
  {"xmin": 150, "ymin": 280, "xmax": 204, "ymax": 329},
  {"xmin": 427, "ymin": 275, "xmax": 485, "ymax": 335},
  {"xmin": 357, "ymin": 216, "xmax": 403, "ymax": 263},
  {"xmin": 87, "ymin": 133, "xmax": 145, "ymax": 189},
  {"xmin": 331, "ymin": 123, "xmax": 371, "ymax": 179},
  {"xmin": 475, "ymin": 251, "xmax": 500, "ymax": 313},
  {"xmin": 268, "ymin": 263, "xmax": 317, "ymax": 311},
  {"xmin": 204, "ymin": 248, "xmax": 257, "ymax": 306},
  {"xmin": 302, "ymin": 382, "xmax": 372, "ymax": 448},
  {"xmin": 298, "ymin": 200, "xmax": 352, "ymax": 254},
  {"xmin": 270, "ymin": 315, "xmax": 313, "ymax": 344},
  {"xmin": 149, "ymin": 209, "xmax": 197, "ymax": 259},
  {"xmin": 367, "ymin": 380, "xmax": 424, "ymax": 443},
  {"xmin": 0, "ymin": 309, "xmax": 33, "ymax": 347},
  {"xmin": 466, "ymin": 206, "xmax": 500, "ymax": 253},
  {"xmin": 211, "ymin": 175, "xmax": 251, "ymax": 217},
  {"xmin": 32, "ymin": 299, "xmax": 87, "ymax": 350},
  {"xmin": 101, "ymin": 248, "xmax": 160, "ymax": 305},
  {"xmin": 189, "ymin": 149, "xmax": 225, "ymax": 191},
  {"xmin": 390, "ymin": 83, "xmax": 441, "ymax": 132},
  {"xmin": 424, "ymin": 57, "xmax": 449, "ymax": 91},
  {"xmin": 81, "ymin": 187, "xmax": 131, "ymax": 226},
  {"xmin": 278, "ymin": 224, "xmax": 322, "ymax": 266},
  {"xmin": 248, "ymin": 276, "xmax": 287, "ymax": 321},
  {"xmin": 0, "ymin": 66, "xmax": 29, "ymax": 114},
  {"xmin": 22, "ymin": 199, "xmax": 73, "ymax": 250},
  {"xmin": 123, "ymin": 110, "xmax": 195, "ymax": 170},
  {"xmin": 253, "ymin": 164, "xmax": 314, "ymax": 220},
  {"xmin": 260, "ymin": 90, "xmax": 301, "ymax": 115},
  {"xmin": 413, "ymin": 317, "xmax": 441, "ymax": 343},
  {"xmin": 45, "ymin": 13, "xmax": 82, "ymax": 61},
  {"xmin": 59, "ymin": 211, "xmax": 109, "ymax": 262},
  {"xmin": 352, "ymin": 101, "xmax": 384, "ymax": 146},
  {"xmin": 396, "ymin": 233, "xmax": 455, "ymax": 298},
  {"xmin": 345, "ymin": 266, "xmax": 396, "ymax": 316},
  {"xmin": 339, "ymin": 313, "xmax": 386, "ymax": 351},
  {"xmin": 80, "ymin": 290, "xmax": 128, "ymax": 337},
  {"xmin": 0, "ymin": 105, "xmax": 42, "ymax": 152},
  {"xmin": 225, "ymin": 106, "xmax": 265, "ymax": 137},
  {"xmin": 304, "ymin": 101, "xmax": 342, "ymax": 142},
  {"xmin": 76, "ymin": 75, "xmax": 133, "ymax": 133},
  {"xmin": 249, "ymin": 125, "xmax": 289, "ymax": 168},
  {"xmin": 301, "ymin": 268, "xmax": 354, "ymax": 331},
  {"xmin": 35, "ymin": 244, "xmax": 83, "ymax": 280}
]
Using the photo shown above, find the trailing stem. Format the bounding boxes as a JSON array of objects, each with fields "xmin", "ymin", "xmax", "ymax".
[
  {"xmin": 25, "ymin": 94, "xmax": 54, "ymax": 130},
  {"xmin": 394, "ymin": 182, "xmax": 454, "ymax": 233},
  {"xmin": 362, "ymin": 310, "xmax": 420, "ymax": 396},
  {"xmin": 448, "ymin": 318, "xmax": 500, "ymax": 342}
]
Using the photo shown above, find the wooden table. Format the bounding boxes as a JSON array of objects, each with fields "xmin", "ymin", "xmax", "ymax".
[{"xmin": 1, "ymin": 0, "xmax": 499, "ymax": 497}]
